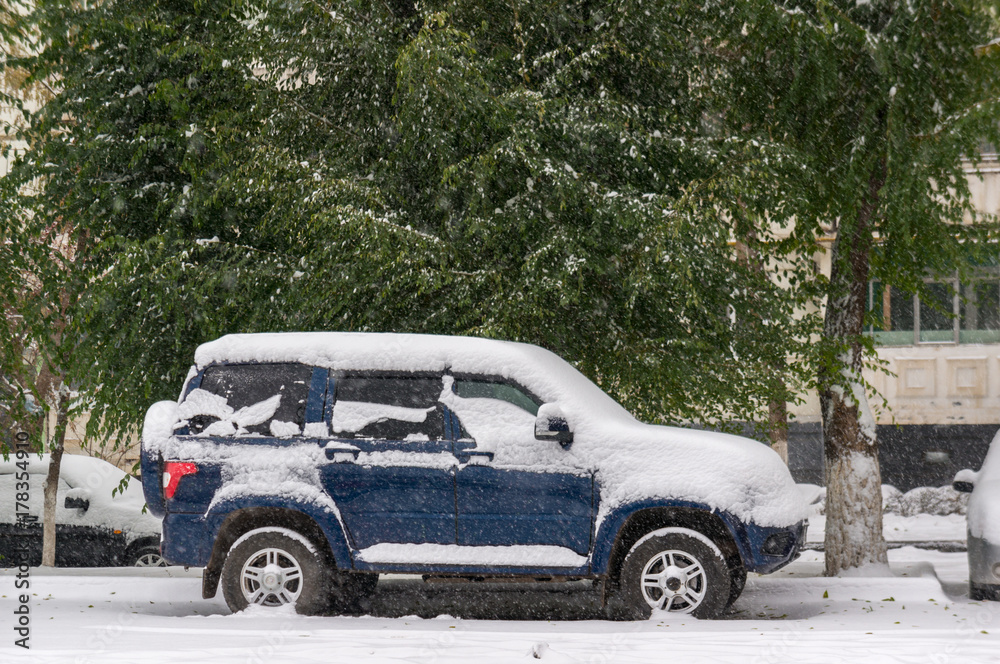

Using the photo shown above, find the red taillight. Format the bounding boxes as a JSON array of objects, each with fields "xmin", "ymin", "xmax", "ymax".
[{"xmin": 162, "ymin": 462, "xmax": 198, "ymax": 500}]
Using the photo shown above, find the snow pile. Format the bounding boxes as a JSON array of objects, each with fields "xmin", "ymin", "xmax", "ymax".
[
  {"xmin": 881, "ymin": 485, "xmax": 904, "ymax": 514},
  {"xmin": 143, "ymin": 400, "xmax": 180, "ymax": 449},
  {"xmin": 356, "ymin": 543, "xmax": 587, "ymax": 567},
  {"xmin": 354, "ymin": 450, "xmax": 457, "ymax": 471},
  {"xmin": 178, "ymin": 388, "xmax": 282, "ymax": 436},
  {"xmin": 796, "ymin": 483, "xmax": 825, "ymax": 507},
  {"xmin": 332, "ymin": 401, "xmax": 435, "ymax": 435},
  {"xmin": 809, "ymin": 483, "xmax": 967, "ymax": 517},
  {"xmin": 192, "ymin": 332, "xmax": 639, "ymax": 425},
  {"xmin": 896, "ymin": 486, "xmax": 968, "ymax": 517},
  {"xmin": 269, "ymin": 420, "xmax": 302, "ymax": 438},
  {"xmin": 582, "ymin": 424, "xmax": 807, "ymax": 528},
  {"xmin": 200, "ymin": 444, "xmax": 343, "ymax": 521}
]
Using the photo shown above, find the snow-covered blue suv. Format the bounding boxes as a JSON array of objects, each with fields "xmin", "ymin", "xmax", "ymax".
[{"xmin": 141, "ymin": 332, "xmax": 807, "ymax": 618}]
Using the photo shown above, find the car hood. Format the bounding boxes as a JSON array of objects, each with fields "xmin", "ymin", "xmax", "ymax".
[
  {"xmin": 60, "ymin": 479, "xmax": 161, "ymax": 540},
  {"xmin": 5, "ymin": 455, "xmax": 162, "ymax": 540},
  {"xmin": 570, "ymin": 421, "xmax": 809, "ymax": 529}
]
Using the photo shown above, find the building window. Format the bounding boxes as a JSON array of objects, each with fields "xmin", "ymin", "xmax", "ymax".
[
  {"xmin": 867, "ymin": 272, "xmax": 1000, "ymax": 345},
  {"xmin": 961, "ymin": 279, "xmax": 1000, "ymax": 343}
]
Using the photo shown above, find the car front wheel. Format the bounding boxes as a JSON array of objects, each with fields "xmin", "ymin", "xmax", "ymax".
[
  {"xmin": 221, "ymin": 528, "xmax": 331, "ymax": 615},
  {"xmin": 970, "ymin": 582, "xmax": 1000, "ymax": 601},
  {"xmin": 615, "ymin": 527, "xmax": 732, "ymax": 619}
]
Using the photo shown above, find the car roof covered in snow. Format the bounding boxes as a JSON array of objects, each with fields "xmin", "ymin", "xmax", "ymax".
[{"xmin": 193, "ymin": 332, "xmax": 635, "ymax": 422}]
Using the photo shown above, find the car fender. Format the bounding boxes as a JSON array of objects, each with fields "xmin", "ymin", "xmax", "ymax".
[
  {"xmin": 203, "ymin": 494, "xmax": 353, "ymax": 568},
  {"xmin": 590, "ymin": 498, "xmax": 750, "ymax": 576}
]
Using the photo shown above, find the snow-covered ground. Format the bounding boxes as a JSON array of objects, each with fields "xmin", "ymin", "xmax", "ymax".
[
  {"xmin": 2, "ymin": 545, "xmax": 998, "ymax": 663},
  {"xmin": 800, "ymin": 483, "xmax": 969, "ymax": 544},
  {"xmin": 807, "ymin": 512, "xmax": 967, "ymax": 543}
]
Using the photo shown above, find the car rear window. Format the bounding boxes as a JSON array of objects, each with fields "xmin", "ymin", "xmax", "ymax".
[{"xmin": 188, "ymin": 363, "xmax": 312, "ymax": 436}]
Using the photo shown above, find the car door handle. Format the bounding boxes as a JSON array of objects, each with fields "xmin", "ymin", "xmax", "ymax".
[
  {"xmin": 456, "ymin": 450, "xmax": 494, "ymax": 465},
  {"xmin": 324, "ymin": 447, "xmax": 360, "ymax": 463}
]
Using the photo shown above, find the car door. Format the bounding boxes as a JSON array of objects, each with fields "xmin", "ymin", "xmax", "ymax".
[
  {"xmin": 447, "ymin": 377, "xmax": 595, "ymax": 557},
  {"xmin": 318, "ymin": 374, "xmax": 457, "ymax": 550},
  {"xmin": 0, "ymin": 475, "xmax": 78, "ymax": 566},
  {"xmin": 55, "ymin": 482, "xmax": 128, "ymax": 567}
]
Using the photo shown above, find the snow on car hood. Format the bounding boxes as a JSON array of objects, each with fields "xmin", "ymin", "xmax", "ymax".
[{"xmin": 575, "ymin": 421, "xmax": 808, "ymax": 528}]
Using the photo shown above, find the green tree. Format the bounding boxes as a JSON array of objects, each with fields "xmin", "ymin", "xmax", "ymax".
[
  {"xmin": 0, "ymin": 0, "xmax": 80, "ymax": 567},
  {"xmin": 709, "ymin": 0, "xmax": 1000, "ymax": 573},
  {"xmin": 4, "ymin": 0, "xmax": 818, "ymax": 473},
  {"xmin": 79, "ymin": 0, "xmax": 816, "ymax": 441},
  {"xmin": 0, "ymin": 0, "xmax": 253, "ymax": 563}
]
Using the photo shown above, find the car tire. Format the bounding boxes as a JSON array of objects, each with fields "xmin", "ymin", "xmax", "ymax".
[
  {"xmin": 613, "ymin": 527, "xmax": 732, "ymax": 620},
  {"xmin": 130, "ymin": 546, "xmax": 168, "ymax": 568},
  {"xmin": 221, "ymin": 529, "xmax": 332, "ymax": 615},
  {"xmin": 970, "ymin": 582, "xmax": 1000, "ymax": 601},
  {"xmin": 727, "ymin": 560, "xmax": 747, "ymax": 609}
]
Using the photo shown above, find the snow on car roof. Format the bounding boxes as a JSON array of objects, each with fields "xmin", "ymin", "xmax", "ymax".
[{"xmin": 194, "ymin": 332, "xmax": 635, "ymax": 422}]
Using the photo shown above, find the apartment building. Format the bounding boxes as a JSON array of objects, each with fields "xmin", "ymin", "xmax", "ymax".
[{"xmin": 789, "ymin": 153, "xmax": 1000, "ymax": 490}]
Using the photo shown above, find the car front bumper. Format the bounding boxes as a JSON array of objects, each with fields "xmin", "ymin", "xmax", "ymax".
[
  {"xmin": 968, "ymin": 531, "xmax": 1000, "ymax": 587},
  {"xmin": 737, "ymin": 519, "xmax": 808, "ymax": 575}
]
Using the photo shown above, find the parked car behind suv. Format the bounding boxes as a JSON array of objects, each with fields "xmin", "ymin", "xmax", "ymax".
[
  {"xmin": 141, "ymin": 332, "xmax": 807, "ymax": 618},
  {"xmin": 954, "ymin": 428, "xmax": 1000, "ymax": 600},
  {"xmin": 0, "ymin": 454, "xmax": 163, "ymax": 567}
]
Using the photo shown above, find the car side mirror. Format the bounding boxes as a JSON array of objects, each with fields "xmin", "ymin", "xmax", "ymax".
[
  {"xmin": 64, "ymin": 488, "xmax": 90, "ymax": 511},
  {"xmin": 953, "ymin": 468, "xmax": 977, "ymax": 494},
  {"xmin": 535, "ymin": 403, "xmax": 574, "ymax": 448}
]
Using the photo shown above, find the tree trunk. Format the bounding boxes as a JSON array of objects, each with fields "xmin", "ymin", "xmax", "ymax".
[
  {"xmin": 769, "ymin": 398, "xmax": 789, "ymax": 465},
  {"xmin": 821, "ymin": 163, "xmax": 889, "ymax": 575},
  {"xmin": 40, "ymin": 389, "xmax": 70, "ymax": 567}
]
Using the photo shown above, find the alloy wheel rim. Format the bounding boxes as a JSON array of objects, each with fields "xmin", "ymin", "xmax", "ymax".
[
  {"xmin": 639, "ymin": 549, "xmax": 707, "ymax": 613},
  {"xmin": 135, "ymin": 553, "xmax": 167, "ymax": 567},
  {"xmin": 240, "ymin": 547, "xmax": 304, "ymax": 607}
]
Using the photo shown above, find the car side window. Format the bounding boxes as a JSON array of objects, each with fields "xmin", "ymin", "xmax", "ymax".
[
  {"xmin": 453, "ymin": 380, "xmax": 540, "ymax": 416},
  {"xmin": 332, "ymin": 376, "xmax": 445, "ymax": 441},
  {"xmin": 446, "ymin": 378, "xmax": 539, "ymax": 443},
  {"xmin": 184, "ymin": 363, "xmax": 313, "ymax": 437}
]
